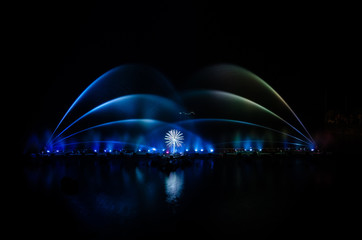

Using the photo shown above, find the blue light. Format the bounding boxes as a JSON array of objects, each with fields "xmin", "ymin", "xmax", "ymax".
[
  {"xmin": 201, "ymin": 148, "xmax": 204, "ymax": 152},
  {"xmin": 138, "ymin": 149, "xmax": 141, "ymax": 152},
  {"xmin": 249, "ymin": 147, "xmax": 253, "ymax": 151},
  {"xmin": 46, "ymin": 150, "xmax": 50, "ymax": 153},
  {"xmin": 311, "ymin": 148, "xmax": 314, "ymax": 152},
  {"xmin": 109, "ymin": 149, "xmax": 112, "ymax": 153},
  {"xmin": 210, "ymin": 149, "xmax": 214, "ymax": 152},
  {"xmin": 104, "ymin": 150, "xmax": 107, "ymax": 152},
  {"xmin": 152, "ymin": 147, "xmax": 156, "ymax": 151},
  {"xmin": 186, "ymin": 148, "xmax": 189, "ymax": 152},
  {"xmin": 94, "ymin": 149, "xmax": 97, "ymax": 152},
  {"xmin": 195, "ymin": 148, "xmax": 198, "ymax": 152}
]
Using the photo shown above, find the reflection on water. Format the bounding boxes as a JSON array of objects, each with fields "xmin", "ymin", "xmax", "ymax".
[
  {"xmin": 21, "ymin": 156, "xmax": 337, "ymax": 237},
  {"xmin": 165, "ymin": 170, "xmax": 184, "ymax": 206},
  {"xmin": 134, "ymin": 167, "xmax": 144, "ymax": 183}
]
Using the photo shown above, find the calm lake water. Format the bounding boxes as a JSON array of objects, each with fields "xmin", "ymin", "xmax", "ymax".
[{"xmin": 20, "ymin": 155, "xmax": 338, "ymax": 238}]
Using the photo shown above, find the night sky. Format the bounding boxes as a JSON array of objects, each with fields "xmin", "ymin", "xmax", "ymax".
[{"xmin": 19, "ymin": 1, "xmax": 357, "ymax": 150}]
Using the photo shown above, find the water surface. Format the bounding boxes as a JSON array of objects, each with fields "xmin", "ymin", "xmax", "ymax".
[{"xmin": 20, "ymin": 156, "xmax": 337, "ymax": 238}]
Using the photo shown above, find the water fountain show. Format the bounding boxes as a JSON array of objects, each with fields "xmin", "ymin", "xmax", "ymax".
[
  {"xmin": 19, "ymin": 1, "xmax": 352, "ymax": 237},
  {"xmin": 43, "ymin": 64, "xmax": 316, "ymax": 156},
  {"xmin": 21, "ymin": 63, "xmax": 340, "ymax": 239}
]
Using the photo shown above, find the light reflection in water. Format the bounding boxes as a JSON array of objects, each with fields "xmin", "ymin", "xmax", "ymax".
[
  {"xmin": 165, "ymin": 170, "xmax": 184, "ymax": 205},
  {"xmin": 135, "ymin": 167, "xmax": 144, "ymax": 183},
  {"xmin": 22, "ymin": 156, "xmax": 336, "ymax": 237}
]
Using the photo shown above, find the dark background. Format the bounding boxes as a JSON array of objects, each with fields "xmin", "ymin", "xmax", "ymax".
[
  {"xmin": 17, "ymin": 1, "xmax": 358, "ymax": 150},
  {"xmin": 13, "ymin": 4, "xmax": 357, "ymax": 237}
]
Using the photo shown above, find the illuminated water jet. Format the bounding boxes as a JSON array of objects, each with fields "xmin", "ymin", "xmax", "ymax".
[
  {"xmin": 50, "ymin": 94, "xmax": 184, "ymax": 144},
  {"xmin": 181, "ymin": 90, "xmax": 313, "ymax": 145},
  {"xmin": 48, "ymin": 65, "xmax": 179, "ymax": 144},
  {"xmin": 165, "ymin": 129, "xmax": 184, "ymax": 154},
  {"xmin": 176, "ymin": 118, "xmax": 310, "ymax": 147},
  {"xmin": 188, "ymin": 64, "xmax": 315, "ymax": 144}
]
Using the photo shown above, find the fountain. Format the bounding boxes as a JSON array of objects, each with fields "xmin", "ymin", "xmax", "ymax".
[{"xmin": 43, "ymin": 64, "xmax": 315, "ymax": 154}]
